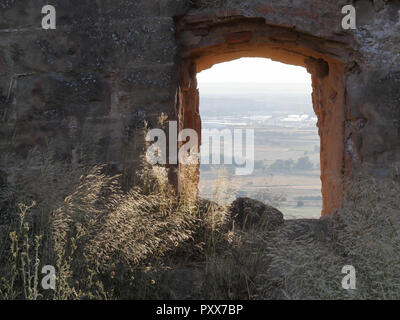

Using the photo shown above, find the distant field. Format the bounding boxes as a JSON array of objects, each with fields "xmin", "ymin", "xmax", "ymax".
[
  {"xmin": 200, "ymin": 169, "xmax": 322, "ymax": 219},
  {"xmin": 198, "ymin": 83, "xmax": 322, "ymax": 219}
]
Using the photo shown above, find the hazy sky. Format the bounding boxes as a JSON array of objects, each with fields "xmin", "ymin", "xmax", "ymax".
[{"xmin": 197, "ymin": 58, "xmax": 312, "ymax": 84}]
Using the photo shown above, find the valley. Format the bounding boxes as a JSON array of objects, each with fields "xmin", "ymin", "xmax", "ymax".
[{"xmin": 198, "ymin": 82, "xmax": 322, "ymax": 219}]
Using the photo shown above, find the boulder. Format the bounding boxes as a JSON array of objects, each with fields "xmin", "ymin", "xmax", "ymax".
[{"xmin": 229, "ymin": 197, "xmax": 284, "ymax": 231}]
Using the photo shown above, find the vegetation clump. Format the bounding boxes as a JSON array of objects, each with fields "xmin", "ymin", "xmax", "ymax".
[{"xmin": 1, "ymin": 148, "xmax": 400, "ymax": 299}]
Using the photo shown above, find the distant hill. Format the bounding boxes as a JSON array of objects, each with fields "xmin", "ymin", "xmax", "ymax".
[{"xmin": 198, "ymin": 83, "xmax": 313, "ymax": 116}]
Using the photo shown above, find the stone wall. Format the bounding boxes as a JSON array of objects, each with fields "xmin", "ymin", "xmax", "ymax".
[
  {"xmin": 1, "ymin": 0, "xmax": 399, "ymax": 215},
  {"xmin": 0, "ymin": 0, "xmax": 188, "ymax": 187}
]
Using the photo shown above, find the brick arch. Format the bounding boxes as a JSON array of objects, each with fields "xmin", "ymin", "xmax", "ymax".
[{"xmin": 174, "ymin": 14, "xmax": 350, "ymax": 216}]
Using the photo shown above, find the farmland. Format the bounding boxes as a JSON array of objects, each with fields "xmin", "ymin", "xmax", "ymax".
[{"xmin": 198, "ymin": 83, "xmax": 322, "ymax": 219}]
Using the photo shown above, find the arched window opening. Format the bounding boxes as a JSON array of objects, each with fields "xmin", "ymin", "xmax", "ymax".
[{"xmin": 197, "ymin": 58, "xmax": 321, "ymax": 219}]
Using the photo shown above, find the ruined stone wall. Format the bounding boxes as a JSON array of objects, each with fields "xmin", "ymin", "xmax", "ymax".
[
  {"xmin": 1, "ymin": 0, "xmax": 399, "ymax": 215},
  {"xmin": 0, "ymin": 0, "xmax": 188, "ymax": 187}
]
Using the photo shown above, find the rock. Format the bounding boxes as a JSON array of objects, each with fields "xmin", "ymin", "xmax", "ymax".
[{"xmin": 229, "ymin": 197, "xmax": 284, "ymax": 231}]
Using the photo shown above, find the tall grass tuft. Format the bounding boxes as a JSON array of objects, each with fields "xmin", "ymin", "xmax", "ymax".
[
  {"xmin": 1, "ymin": 146, "xmax": 400, "ymax": 300},
  {"xmin": 257, "ymin": 166, "xmax": 400, "ymax": 299}
]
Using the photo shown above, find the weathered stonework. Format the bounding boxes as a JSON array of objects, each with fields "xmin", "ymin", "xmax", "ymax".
[{"xmin": 1, "ymin": 0, "xmax": 399, "ymax": 215}]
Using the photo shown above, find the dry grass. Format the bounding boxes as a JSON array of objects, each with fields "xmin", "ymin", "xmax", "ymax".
[
  {"xmin": 0, "ymin": 149, "xmax": 231, "ymax": 299},
  {"xmin": 1, "ymin": 146, "xmax": 400, "ymax": 300},
  {"xmin": 257, "ymin": 166, "xmax": 400, "ymax": 299}
]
